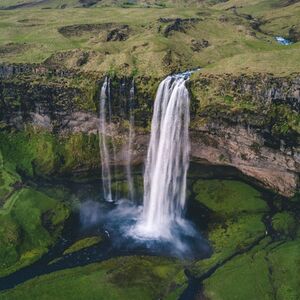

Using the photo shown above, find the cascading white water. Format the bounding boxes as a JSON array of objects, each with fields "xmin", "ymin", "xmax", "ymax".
[
  {"xmin": 125, "ymin": 80, "xmax": 135, "ymax": 200},
  {"xmin": 134, "ymin": 74, "xmax": 191, "ymax": 239},
  {"xmin": 107, "ymin": 78, "xmax": 119, "ymax": 201},
  {"xmin": 99, "ymin": 77, "xmax": 113, "ymax": 202}
]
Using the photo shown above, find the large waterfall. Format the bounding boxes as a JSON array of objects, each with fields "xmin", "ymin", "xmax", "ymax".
[
  {"xmin": 99, "ymin": 77, "xmax": 113, "ymax": 202},
  {"xmin": 135, "ymin": 74, "xmax": 191, "ymax": 239},
  {"xmin": 98, "ymin": 73, "xmax": 209, "ymax": 257}
]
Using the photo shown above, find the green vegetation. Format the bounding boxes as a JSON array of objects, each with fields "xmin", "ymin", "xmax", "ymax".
[
  {"xmin": 0, "ymin": 130, "xmax": 101, "ymax": 177},
  {"xmin": 0, "ymin": 187, "xmax": 70, "ymax": 277},
  {"xmin": 63, "ymin": 236, "xmax": 103, "ymax": 255},
  {"xmin": 0, "ymin": 256, "xmax": 185, "ymax": 300},
  {"xmin": 0, "ymin": 0, "xmax": 299, "ymax": 76},
  {"xmin": 0, "ymin": 129, "xmax": 57, "ymax": 176},
  {"xmin": 203, "ymin": 238, "xmax": 300, "ymax": 300},
  {"xmin": 0, "ymin": 173, "xmax": 298, "ymax": 299},
  {"xmin": 191, "ymin": 179, "xmax": 268, "ymax": 275},
  {"xmin": 189, "ymin": 73, "xmax": 300, "ymax": 145},
  {"xmin": 0, "ymin": 167, "xmax": 20, "ymax": 204},
  {"xmin": 267, "ymin": 240, "xmax": 300, "ymax": 300},
  {"xmin": 272, "ymin": 212, "xmax": 298, "ymax": 237},
  {"xmin": 190, "ymin": 178, "xmax": 300, "ymax": 300},
  {"xmin": 203, "ymin": 240, "xmax": 275, "ymax": 300},
  {"xmin": 0, "ymin": 0, "xmax": 299, "ymax": 298},
  {"xmin": 193, "ymin": 179, "xmax": 268, "ymax": 216}
]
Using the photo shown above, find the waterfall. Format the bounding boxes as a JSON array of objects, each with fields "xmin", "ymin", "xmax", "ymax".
[
  {"xmin": 99, "ymin": 77, "xmax": 113, "ymax": 202},
  {"xmin": 135, "ymin": 74, "xmax": 191, "ymax": 239},
  {"xmin": 125, "ymin": 80, "xmax": 135, "ymax": 200},
  {"xmin": 107, "ymin": 78, "xmax": 119, "ymax": 201}
]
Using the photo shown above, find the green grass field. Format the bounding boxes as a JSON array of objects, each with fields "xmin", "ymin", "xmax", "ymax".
[{"xmin": 0, "ymin": 0, "xmax": 299, "ymax": 75}]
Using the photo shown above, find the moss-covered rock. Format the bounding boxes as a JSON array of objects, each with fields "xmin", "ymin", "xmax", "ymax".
[
  {"xmin": 202, "ymin": 238, "xmax": 300, "ymax": 300},
  {"xmin": 0, "ymin": 188, "xmax": 70, "ymax": 277},
  {"xmin": 267, "ymin": 239, "xmax": 300, "ymax": 300},
  {"xmin": 193, "ymin": 179, "xmax": 268, "ymax": 216},
  {"xmin": 0, "ymin": 256, "xmax": 185, "ymax": 300},
  {"xmin": 203, "ymin": 240, "xmax": 274, "ymax": 300},
  {"xmin": 189, "ymin": 73, "xmax": 300, "ymax": 146},
  {"xmin": 191, "ymin": 179, "xmax": 268, "ymax": 276},
  {"xmin": 63, "ymin": 236, "xmax": 103, "ymax": 255},
  {"xmin": 272, "ymin": 212, "xmax": 298, "ymax": 238},
  {"xmin": 0, "ymin": 129, "xmax": 102, "ymax": 177},
  {"xmin": 0, "ymin": 129, "xmax": 57, "ymax": 177}
]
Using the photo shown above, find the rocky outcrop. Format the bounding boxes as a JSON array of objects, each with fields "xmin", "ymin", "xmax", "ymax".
[
  {"xmin": 158, "ymin": 18, "xmax": 200, "ymax": 37},
  {"xmin": 288, "ymin": 25, "xmax": 300, "ymax": 42},
  {"xmin": 190, "ymin": 124, "xmax": 298, "ymax": 197},
  {"xmin": 191, "ymin": 39, "xmax": 209, "ymax": 52},
  {"xmin": 58, "ymin": 23, "xmax": 130, "ymax": 41},
  {"xmin": 0, "ymin": 63, "xmax": 80, "ymax": 78},
  {"xmin": 188, "ymin": 73, "xmax": 300, "ymax": 197}
]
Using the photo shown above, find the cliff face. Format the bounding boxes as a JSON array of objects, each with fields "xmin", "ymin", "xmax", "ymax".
[
  {"xmin": 0, "ymin": 65, "xmax": 299, "ymax": 197},
  {"xmin": 188, "ymin": 74, "xmax": 300, "ymax": 196}
]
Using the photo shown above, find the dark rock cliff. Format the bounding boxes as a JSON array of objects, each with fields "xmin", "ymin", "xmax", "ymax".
[{"xmin": 0, "ymin": 64, "xmax": 299, "ymax": 196}]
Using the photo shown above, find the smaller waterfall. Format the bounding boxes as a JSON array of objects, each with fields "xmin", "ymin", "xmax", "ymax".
[
  {"xmin": 125, "ymin": 80, "xmax": 135, "ymax": 200},
  {"xmin": 134, "ymin": 74, "xmax": 191, "ymax": 239},
  {"xmin": 107, "ymin": 78, "xmax": 119, "ymax": 201},
  {"xmin": 99, "ymin": 77, "xmax": 113, "ymax": 202}
]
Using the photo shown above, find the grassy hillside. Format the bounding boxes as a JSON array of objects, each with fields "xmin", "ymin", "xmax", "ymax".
[{"xmin": 0, "ymin": 0, "xmax": 299, "ymax": 76}]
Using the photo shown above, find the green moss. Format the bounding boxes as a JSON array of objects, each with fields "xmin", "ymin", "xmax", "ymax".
[
  {"xmin": 203, "ymin": 242, "xmax": 274, "ymax": 300},
  {"xmin": 0, "ymin": 129, "xmax": 57, "ymax": 176},
  {"xmin": 193, "ymin": 214, "xmax": 266, "ymax": 276},
  {"xmin": 201, "ymin": 226, "xmax": 300, "ymax": 300},
  {"xmin": 0, "ymin": 168, "xmax": 19, "ymax": 202},
  {"xmin": 224, "ymin": 94, "xmax": 233, "ymax": 103},
  {"xmin": 191, "ymin": 179, "xmax": 268, "ymax": 277},
  {"xmin": 63, "ymin": 236, "xmax": 103, "ymax": 255},
  {"xmin": 0, "ymin": 129, "xmax": 101, "ymax": 177},
  {"xmin": 0, "ymin": 256, "xmax": 184, "ymax": 300},
  {"xmin": 60, "ymin": 132, "xmax": 100, "ymax": 173},
  {"xmin": 0, "ymin": 187, "xmax": 70, "ymax": 277},
  {"xmin": 193, "ymin": 179, "xmax": 268, "ymax": 216},
  {"xmin": 267, "ymin": 239, "xmax": 300, "ymax": 300},
  {"xmin": 270, "ymin": 104, "xmax": 300, "ymax": 137},
  {"xmin": 272, "ymin": 212, "xmax": 298, "ymax": 237},
  {"xmin": 0, "ymin": 214, "xmax": 20, "ymax": 268}
]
